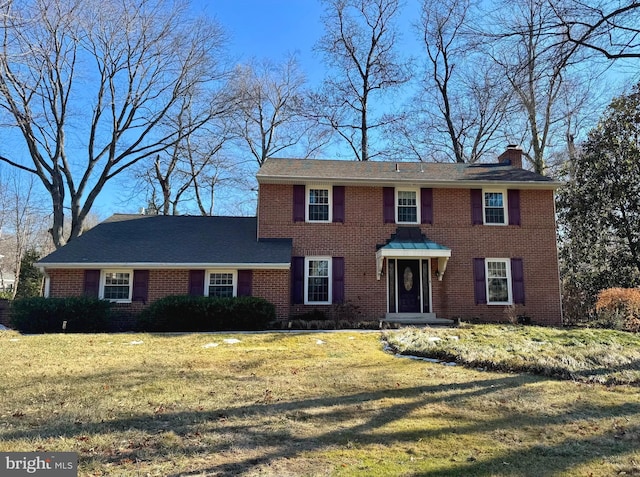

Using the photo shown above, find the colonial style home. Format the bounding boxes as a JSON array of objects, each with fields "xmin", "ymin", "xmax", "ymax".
[{"xmin": 37, "ymin": 146, "xmax": 563, "ymax": 327}]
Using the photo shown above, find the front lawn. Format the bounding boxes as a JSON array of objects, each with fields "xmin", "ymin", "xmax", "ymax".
[
  {"xmin": 385, "ymin": 324, "xmax": 640, "ymax": 386},
  {"xmin": 1, "ymin": 327, "xmax": 639, "ymax": 476}
]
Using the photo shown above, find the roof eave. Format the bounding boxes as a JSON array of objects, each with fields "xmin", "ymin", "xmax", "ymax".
[
  {"xmin": 36, "ymin": 262, "xmax": 292, "ymax": 271},
  {"xmin": 257, "ymin": 175, "xmax": 562, "ymax": 190}
]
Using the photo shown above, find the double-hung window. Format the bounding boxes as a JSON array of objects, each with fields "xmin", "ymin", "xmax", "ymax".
[
  {"xmin": 307, "ymin": 186, "xmax": 331, "ymax": 222},
  {"xmin": 101, "ymin": 270, "xmax": 133, "ymax": 302},
  {"xmin": 396, "ymin": 189, "xmax": 418, "ymax": 224},
  {"xmin": 206, "ymin": 271, "xmax": 236, "ymax": 297},
  {"xmin": 305, "ymin": 257, "xmax": 331, "ymax": 304},
  {"xmin": 483, "ymin": 190, "xmax": 507, "ymax": 225},
  {"xmin": 486, "ymin": 259, "xmax": 512, "ymax": 304}
]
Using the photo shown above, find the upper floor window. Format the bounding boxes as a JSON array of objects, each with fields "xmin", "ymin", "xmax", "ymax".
[
  {"xmin": 101, "ymin": 270, "xmax": 132, "ymax": 302},
  {"xmin": 206, "ymin": 271, "xmax": 236, "ymax": 297},
  {"xmin": 396, "ymin": 189, "xmax": 418, "ymax": 224},
  {"xmin": 294, "ymin": 185, "xmax": 344, "ymax": 223},
  {"xmin": 483, "ymin": 190, "xmax": 507, "ymax": 225},
  {"xmin": 307, "ymin": 187, "xmax": 331, "ymax": 222}
]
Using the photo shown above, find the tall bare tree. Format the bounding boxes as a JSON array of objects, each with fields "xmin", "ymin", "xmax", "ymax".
[
  {"xmin": 232, "ymin": 56, "xmax": 329, "ymax": 166},
  {"xmin": 0, "ymin": 0, "xmax": 228, "ymax": 248},
  {"xmin": 132, "ymin": 79, "xmax": 240, "ymax": 216},
  {"xmin": 0, "ymin": 168, "xmax": 51, "ymax": 298},
  {"xmin": 481, "ymin": 0, "xmax": 597, "ymax": 174},
  {"xmin": 551, "ymin": 0, "xmax": 640, "ymax": 60},
  {"xmin": 394, "ymin": 0, "xmax": 512, "ymax": 163},
  {"xmin": 312, "ymin": 0, "xmax": 412, "ymax": 161}
]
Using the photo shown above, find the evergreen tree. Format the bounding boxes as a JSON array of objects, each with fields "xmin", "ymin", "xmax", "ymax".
[{"xmin": 557, "ymin": 83, "xmax": 640, "ymax": 322}]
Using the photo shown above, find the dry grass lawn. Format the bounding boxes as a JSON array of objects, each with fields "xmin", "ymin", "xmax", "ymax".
[{"xmin": 0, "ymin": 328, "xmax": 639, "ymax": 476}]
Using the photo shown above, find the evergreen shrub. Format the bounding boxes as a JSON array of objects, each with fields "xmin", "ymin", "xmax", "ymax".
[
  {"xmin": 136, "ymin": 295, "xmax": 276, "ymax": 332},
  {"xmin": 10, "ymin": 297, "xmax": 111, "ymax": 333}
]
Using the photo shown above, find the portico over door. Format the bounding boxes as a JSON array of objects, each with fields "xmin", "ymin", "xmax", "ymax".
[{"xmin": 376, "ymin": 227, "xmax": 451, "ymax": 315}]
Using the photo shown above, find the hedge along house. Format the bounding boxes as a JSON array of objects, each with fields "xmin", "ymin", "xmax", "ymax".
[{"xmin": 36, "ymin": 146, "xmax": 563, "ymax": 327}]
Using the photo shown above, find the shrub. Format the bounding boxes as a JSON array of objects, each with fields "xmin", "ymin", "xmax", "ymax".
[
  {"xmin": 137, "ymin": 295, "xmax": 276, "ymax": 332},
  {"xmin": 594, "ymin": 288, "xmax": 640, "ymax": 332},
  {"xmin": 296, "ymin": 309, "xmax": 327, "ymax": 321},
  {"xmin": 10, "ymin": 297, "xmax": 111, "ymax": 333}
]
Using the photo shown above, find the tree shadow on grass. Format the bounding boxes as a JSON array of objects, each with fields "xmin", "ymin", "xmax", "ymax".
[{"xmin": 3, "ymin": 370, "xmax": 640, "ymax": 476}]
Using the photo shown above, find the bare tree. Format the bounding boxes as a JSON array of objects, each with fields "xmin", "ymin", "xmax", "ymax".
[
  {"xmin": 481, "ymin": 0, "xmax": 598, "ymax": 174},
  {"xmin": 0, "ymin": 168, "xmax": 51, "ymax": 298},
  {"xmin": 231, "ymin": 56, "xmax": 329, "ymax": 166},
  {"xmin": 0, "ymin": 0, "xmax": 228, "ymax": 248},
  {"xmin": 551, "ymin": 0, "xmax": 640, "ymax": 60},
  {"xmin": 312, "ymin": 0, "xmax": 412, "ymax": 161},
  {"xmin": 395, "ymin": 0, "xmax": 511, "ymax": 163}
]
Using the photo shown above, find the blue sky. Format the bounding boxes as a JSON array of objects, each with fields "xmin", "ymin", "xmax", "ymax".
[
  {"xmin": 197, "ymin": 0, "xmax": 422, "ymax": 86},
  {"xmin": 200, "ymin": 0, "xmax": 327, "ymax": 78}
]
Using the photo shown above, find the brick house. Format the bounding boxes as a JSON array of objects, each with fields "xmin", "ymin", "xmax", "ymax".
[{"xmin": 37, "ymin": 146, "xmax": 563, "ymax": 326}]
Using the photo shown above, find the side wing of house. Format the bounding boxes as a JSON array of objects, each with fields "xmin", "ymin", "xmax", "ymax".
[{"xmin": 37, "ymin": 215, "xmax": 293, "ymax": 327}]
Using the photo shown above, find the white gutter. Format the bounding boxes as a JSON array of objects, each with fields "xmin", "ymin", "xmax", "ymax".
[
  {"xmin": 36, "ymin": 262, "xmax": 291, "ymax": 271},
  {"xmin": 256, "ymin": 176, "xmax": 562, "ymax": 190}
]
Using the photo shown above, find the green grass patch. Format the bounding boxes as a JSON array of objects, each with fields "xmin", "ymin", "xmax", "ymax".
[
  {"xmin": 0, "ymin": 327, "xmax": 639, "ymax": 476},
  {"xmin": 384, "ymin": 324, "xmax": 640, "ymax": 386}
]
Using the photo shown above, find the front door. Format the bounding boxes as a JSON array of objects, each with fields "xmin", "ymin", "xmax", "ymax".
[{"xmin": 397, "ymin": 260, "xmax": 421, "ymax": 313}]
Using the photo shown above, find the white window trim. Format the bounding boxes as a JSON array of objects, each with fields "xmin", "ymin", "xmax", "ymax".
[
  {"xmin": 483, "ymin": 189, "xmax": 508, "ymax": 225},
  {"xmin": 304, "ymin": 256, "xmax": 332, "ymax": 305},
  {"xmin": 305, "ymin": 184, "xmax": 332, "ymax": 223},
  {"xmin": 485, "ymin": 258, "xmax": 512, "ymax": 305},
  {"xmin": 205, "ymin": 270, "xmax": 237, "ymax": 297},
  {"xmin": 100, "ymin": 269, "xmax": 133, "ymax": 303},
  {"xmin": 395, "ymin": 187, "xmax": 420, "ymax": 224}
]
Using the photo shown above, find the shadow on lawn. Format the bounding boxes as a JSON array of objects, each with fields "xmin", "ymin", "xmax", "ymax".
[{"xmin": 3, "ymin": 371, "xmax": 640, "ymax": 476}]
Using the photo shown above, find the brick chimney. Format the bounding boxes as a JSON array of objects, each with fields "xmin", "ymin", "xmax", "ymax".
[{"xmin": 498, "ymin": 145, "xmax": 523, "ymax": 169}]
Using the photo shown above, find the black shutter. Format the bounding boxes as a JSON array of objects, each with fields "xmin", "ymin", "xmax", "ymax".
[
  {"xmin": 421, "ymin": 188, "xmax": 433, "ymax": 224},
  {"xmin": 332, "ymin": 257, "xmax": 345, "ymax": 304},
  {"xmin": 293, "ymin": 185, "xmax": 305, "ymax": 222},
  {"xmin": 237, "ymin": 270, "xmax": 253, "ymax": 296},
  {"xmin": 132, "ymin": 270, "xmax": 149, "ymax": 303},
  {"xmin": 83, "ymin": 270, "xmax": 100, "ymax": 298},
  {"xmin": 471, "ymin": 189, "xmax": 483, "ymax": 225},
  {"xmin": 188, "ymin": 270, "xmax": 205, "ymax": 296},
  {"xmin": 508, "ymin": 189, "xmax": 521, "ymax": 226},
  {"xmin": 473, "ymin": 258, "xmax": 487, "ymax": 305},
  {"xmin": 383, "ymin": 187, "xmax": 395, "ymax": 223},
  {"xmin": 511, "ymin": 258, "xmax": 525, "ymax": 304},
  {"xmin": 333, "ymin": 186, "xmax": 345, "ymax": 223},
  {"xmin": 291, "ymin": 257, "xmax": 304, "ymax": 304}
]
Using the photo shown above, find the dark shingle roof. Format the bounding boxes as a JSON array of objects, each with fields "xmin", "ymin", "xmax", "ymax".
[
  {"xmin": 257, "ymin": 158, "xmax": 559, "ymax": 188},
  {"xmin": 37, "ymin": 215, "xmax": 292, "ymax": 268}
]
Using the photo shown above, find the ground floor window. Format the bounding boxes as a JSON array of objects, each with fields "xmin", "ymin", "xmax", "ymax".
[
  {"xmin": 101, "ymin": 270, "xmax": 133, "ymax": 302},
  {"xmin": 206, "ymin": 271, "xmax": 236, "ymax": 297},
  {"xmin": 305, "ymin": 257, "xmax": 331, "ymax": 304},
  {"xmin": 486, "ymin": 259, "xmax": 512, "ymax": 304}
]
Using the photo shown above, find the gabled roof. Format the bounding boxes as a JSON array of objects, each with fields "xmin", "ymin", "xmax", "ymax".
[
  {"xmin": 37, "ymin": 215, "xmax": 292, "ymax": 269},
  {"xmin": 257, "ymin": 158, "xmax": 559, "ymax": 189}
]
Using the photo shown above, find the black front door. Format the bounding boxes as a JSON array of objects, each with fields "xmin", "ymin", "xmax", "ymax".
[{"xmin": 397, "ymin": 260, "xmax": 421, "ymax": 313}]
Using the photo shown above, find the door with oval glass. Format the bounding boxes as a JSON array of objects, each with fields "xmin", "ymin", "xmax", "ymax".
[{"xmin": 397, "ymin": 259, "xmax": 421, "ymax": 313}]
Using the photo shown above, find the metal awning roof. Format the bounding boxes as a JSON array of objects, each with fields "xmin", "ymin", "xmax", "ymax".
[{"xmin": 375, "ymin": 227, "xmax": 451, "ymax": 280}]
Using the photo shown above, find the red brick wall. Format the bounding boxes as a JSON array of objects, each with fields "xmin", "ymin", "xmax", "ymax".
[
  {"xmin": 46, "ymin": 268, "xmax": 290, "ymax": 321},
  {"xmin": 257, "ymin": 183, "xmax": 562, "ymax": 325},
  {"xmin": 253, "ymin": 269, "xmax": 290, "ymax": 319}
]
